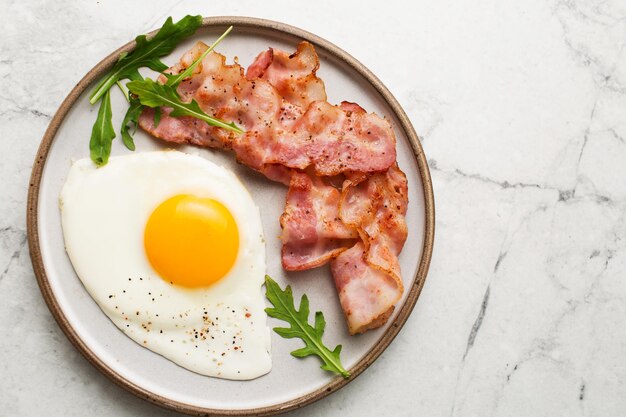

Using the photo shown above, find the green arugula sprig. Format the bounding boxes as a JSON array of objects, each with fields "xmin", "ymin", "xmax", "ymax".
[
  {"xmin": 89, "ymin": 15, "xmax": 202, "ymax": 105},
  {"xmin": 119, "ymin": 25, "xmax": 234, "ymax": 151},
  {"xmin": 121, "ymin": 25, "xmax": 240, "ymax": 149},
  {"xmin": 88, "ymin": 15, "xmax": 202, "ymax": 166},
  {"xmin": 88, "ymin": 17, "xmax": 242, "ymax": 166},
  {"xmin": 127, "ymin": 78, "xmax": 243, "ymax": 133},
  {"xmin": 264, "ymin": 275, "xmax": 350, "ymax": 379},
  {"xmin": 89, "ymin": 89, "xmax": 116, "ymax": 165}
]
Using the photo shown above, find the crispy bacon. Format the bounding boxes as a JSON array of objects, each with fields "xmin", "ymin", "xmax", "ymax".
[
  {"xmin": 340, "ymin": 164, "xmax": 408, "ymax": 285},
  {"xmin": 233, "ymin": 99, "xmax": 397, "ymax": 177},
  {"xmin": 138, "ymin": 41, "xmax": 397, "ymax": 182},
  {"xmin": 339, "ymin": 101, "xmax": 366, "ymax": 114},
  {"xmin": 331, "ymin": 164, "xmax": 408, "ymax": 334},
  {"xmin": 246, "ymin": 48, "xmax": 273, "ymax": 79},
  {"xmin": 280, "ymin": 172, "xmax": 358, "ymax": 271},
  {"xmin": 246, "ymin": 42, "xmax": 327, "ymax": 109},
  {"xmin": 331, "ymin": 243, "xmax": 398, "ymax": 334},
  {"xmin": 279, "ymin": 164, "xmax": 408, "ymax": 334},
  {"xmin": 137, "ymin": 41, "xmax": 409, "ymax": 335}
]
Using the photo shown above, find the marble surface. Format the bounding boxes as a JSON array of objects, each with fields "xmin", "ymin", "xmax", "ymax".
[{"xmin": 2, "ymin": 0, "xmax": 625, "ymax": 415}]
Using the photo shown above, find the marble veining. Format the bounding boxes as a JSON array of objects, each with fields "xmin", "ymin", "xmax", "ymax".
[{"xmin": 1, "ymin": 0, "xmax": 625, "ymax": 416}]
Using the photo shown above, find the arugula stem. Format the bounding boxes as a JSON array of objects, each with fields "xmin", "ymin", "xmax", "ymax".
[
  {"xmin": 116, "ymin": 81, "xmax": 130, "ymax": 102},
  {"xmin": 157, "ymin": 95, "xmax": 243, "ymax": 133},
  {"xmin": 166, "ymin": 26, "xmax": 233, "ymax": 87},
  {"xmin": 89, "ymin": 38, "xmax": 171, "ymax": 104},
  {"xmin": 90, "ymin": 74, "xmax": 119, "ymax": 105}
]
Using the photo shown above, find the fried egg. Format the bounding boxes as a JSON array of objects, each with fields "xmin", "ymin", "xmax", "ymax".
[{"xmin": 60, "ymin": 150, "xmax": 271, "ymax": 380}]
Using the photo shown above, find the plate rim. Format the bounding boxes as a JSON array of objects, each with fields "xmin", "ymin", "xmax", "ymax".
[{"xmin": 26, "ymin": 16, "xmax": 435, "ymax": 417}]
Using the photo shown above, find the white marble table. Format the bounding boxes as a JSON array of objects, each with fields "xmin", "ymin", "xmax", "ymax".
[{"xmin": 2, "ymin": 0, "xmax": 625, "ymax": 415}]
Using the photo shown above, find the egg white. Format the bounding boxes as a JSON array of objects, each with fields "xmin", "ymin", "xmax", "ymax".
[{"xmin": 60, "ymin": 150, "xmax": 271, "ymax": 380}]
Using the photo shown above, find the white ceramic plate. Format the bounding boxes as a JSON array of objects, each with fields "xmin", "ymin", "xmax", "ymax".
[{"xmin": 27, "ymin": 16, "xmax": 434, "ymax": 416}]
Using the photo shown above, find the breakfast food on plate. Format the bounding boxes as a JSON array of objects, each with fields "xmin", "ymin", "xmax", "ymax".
[
  {"xmin": 139, "ymin": 41, "xmax": 397, "ymax": 185},
  {"xmin": 246, "ymin": 41, "xmax": 327, "ymax": 109},
  {"xmin": 87, "ymin": 15, "xmax": 207, "ymax": 166},
  {"xmin": 135, "ymin": 40, "xmax": 409, "ymax": 335},
  {"xmin": 60, "ymin": 151, "xmax": 271, "ymax": 380},
  {"xmin": 280, "ymin": 172, "xmax": 359, "ymax": 270},
  {"xmin": 331, "ymin": 164, "xmax": 408, "ymax": 334},
  {"xmin": 281, "ymin": 165, "xmax": 408, "ymax": 334},
  {"xmin": 264, "ymin": 275, "xmax": 350, "ymax": 378}
]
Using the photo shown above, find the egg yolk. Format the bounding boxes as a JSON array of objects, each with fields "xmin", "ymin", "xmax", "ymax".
[{"xmin": 144, "ymin": 195, "xmax": 239, "ymax": 288}]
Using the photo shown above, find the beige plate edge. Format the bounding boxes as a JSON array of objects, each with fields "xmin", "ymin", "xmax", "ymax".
[{"xmin": 26, "ymin": 16, "xmax": 436, "ymax": 417}]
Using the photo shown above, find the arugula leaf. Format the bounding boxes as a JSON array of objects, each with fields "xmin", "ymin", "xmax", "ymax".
[
  {"xmin": 264, "ymin": 275, "xmax": 350, "ymax": 379},
  {"xmin": 87, "ymin": 15, "xmax": 203, "ymax": 165},
  {"xmin": 89, "ymin": 90, "xmax": 116, "ymax": 166},
  {"xmin": 89, "ymin": 15, "xmax": 202, "ymax": 104},
  {"xmin": 146, "ymin": 24, "xmax": 231, "ymax": 130},
  {"xmin": 120, "ymin": 97, "xmax": 142, "ymax": 151},
  {"xmin": 127, "ymin": 78, "xmax": 243, "ymax": 134}
]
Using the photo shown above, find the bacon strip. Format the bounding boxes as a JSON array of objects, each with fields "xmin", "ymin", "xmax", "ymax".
[
  {"xmin": 245, "ymin": 48, "xmax": 273, "ymax": 79},
  {"xmin": 235, "ymin": 99, "xmax": 397, "ymax": 177},
  {"xmin": 340, "ymin": 164, "xmax": 408, "ymax": 284},
  {"xmin": 246, "ymin": 42, "xmax": 327, "ymax": 109},
  {"xmin": 331, "ymin": 243, "xmax": 398, "ymax": 334},
  {"xmin": 280, "ymin": 164, "xmax": 408, "ymax": 334},
  {"xmin": 280, "ymin": 172, "xmax": 358, "ymax": 271},
  {"xmin": 138, "ymin": 41, "xmax": 396, "ymax": 183},
  {"xmin": 327, "ymin": 165, "xmax": 408, "ymax": 334}
]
